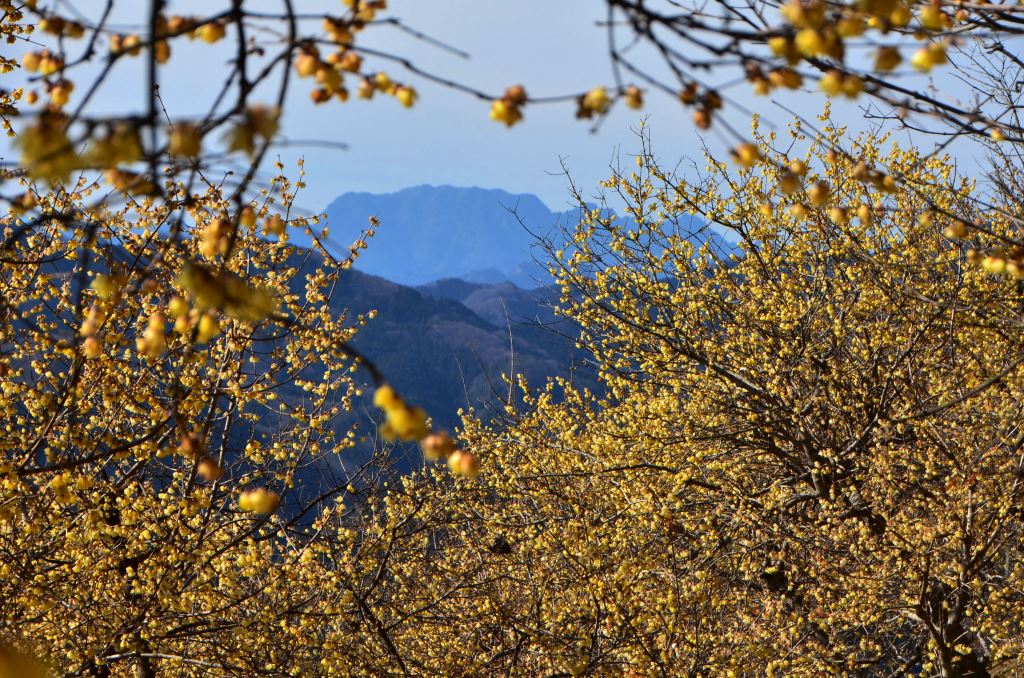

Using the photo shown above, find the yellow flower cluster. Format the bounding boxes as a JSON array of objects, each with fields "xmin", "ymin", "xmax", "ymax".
[
  {"xmin": 197, "ymin": 456, "xmax": 223, "ymax": 481},
  {"xmin": 345, "ymin": 127, "xmax": 1018, "ymax": 674},
  {"xmin": 490, "ymin": 85, "xmax": 527, "ymax": 127},
  {"xmin": 14, "ymin": 112, "xmax": 76, "ymax": 183},
  {"xmin": 680, "ymin": 85, "xmax": 722, "ymax": 130},
  {"xmin": 970, "ymin": 246, "xmax": 1024, "ymax": 279},
  {"xmin": 200, "ymin": 216, "xmax": 232, "ymax": 259},
  {"xmin": 373, "ymin": 388, "xmax": 482, "ymax": 477},
  {"xmin": 168, "ymin": 123, "xmax": 202, "ymax": 157},
  {"xmin": 446, "ymin": 449, "xmax": 480, "ymax": 479},
  {"xmin": 819, "ymin": 69, "xmax": 864, "ymax": 98},
  {"xmin": 373, "ymin": 385, "xmax": 429, "ymax": 442},
  {"xmin": 225, "ymin": 105, "xmax": 280, "ymax": 157},
  {"xmin": 238, "ymin": 487, "xmax": 280, "ymax": 514},
  {"xmin": 135, "ymin": 312, "xmax": 166, "ymax": 360},
  {"xmin": 624, "ymin": 85, "xmax": 644, "ymax": 110},
  {"xmin": 297, "ymin": 44, "xmax": 418, "ymax": 107},
  {"xmin": 420, "ymin": 431, "xmax": 455, "ymax": 461},
  {"xmin": 85, "ymin": 123, "xmax": 143, "ymax": 168},
  {"xmin": 767, "ymin": 0, "xmax": 955, "ymax": 101},
  {"xmin": 177, "ymin": 262, "xmax": 277, "ymax": 323},
  {"xmin": 576, "ymin": 86, "xmax": 611, "ymax": 119}
]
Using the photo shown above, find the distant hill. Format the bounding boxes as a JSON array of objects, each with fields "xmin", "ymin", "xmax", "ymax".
[
  {"xmin": 271, "ymin": 255, "xmax": 597, "ymax": 477},
  {"xmin": 30, "ymin": 243, "xmax": 592, "ymax": 499},
  {"xmin": 36, "ymin": 239, "xmax": 592, "ymax": 463},
  {"xmin": 416, "ymin": 278, "xmax": 558, "ymax": 327},
  {"xmin": 322, "ymin": 184, "xmax": 733, "ymax": 288},
  {"xmin": 323, "ymin": 185, "xmax": 579, "ymax": 287},
  {"xmin": 416, "ymin": 278, "xmax": 582, "ymax": 376},
  {"xmin": 329, "ymin": 269, "xmax": 592, "ymax": 428}
]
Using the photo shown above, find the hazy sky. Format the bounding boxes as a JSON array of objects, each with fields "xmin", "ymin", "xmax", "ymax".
[
  {"xmin": 7, "ymin": 1, "xmax": 976, "ymax": 216},
  {"xmin": 242, "ymin": 1, "xmax": 893, "ymax": 212}
]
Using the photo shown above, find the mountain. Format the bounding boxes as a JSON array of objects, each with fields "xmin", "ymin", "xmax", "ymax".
[
  {"xmin": 416, "ymin": 278, "xmax": 580, "ymax": 373},
  {"xmin": 322, "ymin": 184, "xmax": 735, "ymax": 288},
  {"xmin": 270, "ymin": 255, "xmax": 597, "ymax": 478},
  {"xmin": 323, "ymin": 185, "xmax": 578, "ymax": 287},
  {"xmin": 328, "ymin": 269, "xmax": 594, "ymax": 431},
  {"xmin": 417, "ymin": 278, "xmax": 558, "ymax": 327},
  {"xmin": 33, "ymin": 235, "xmax": 591, "ymax": 464}
]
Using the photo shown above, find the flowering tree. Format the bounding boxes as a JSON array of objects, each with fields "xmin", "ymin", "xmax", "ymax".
[
  {"xmin": 2, "ymin": 0, "xmax": 1024, "ymax": 675},
  {"xmin": 361, "ymin": 124, "xmax": 1024, "ymax": 676}
]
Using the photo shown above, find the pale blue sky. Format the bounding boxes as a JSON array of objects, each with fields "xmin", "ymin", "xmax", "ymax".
[{"xmin": 7, "ymin": 1, "xmax": 981, "ymax": 216}]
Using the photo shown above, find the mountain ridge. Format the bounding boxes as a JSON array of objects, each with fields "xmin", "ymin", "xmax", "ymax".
[
  {"xmin": 323, "ymin": 184, "xmax": 580, "ymax": 287},
  {"xmin": 322, "ymin": 183, "xmax": 731, "ymax": 289}
]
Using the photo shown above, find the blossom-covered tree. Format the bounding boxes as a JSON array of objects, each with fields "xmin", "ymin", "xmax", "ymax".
[{"xmin": 3, "ymin": 1, "xmax": 1024, "ymax": 675}]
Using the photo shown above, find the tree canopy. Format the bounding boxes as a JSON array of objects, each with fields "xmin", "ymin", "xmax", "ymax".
[{"xmin": 2, "ymin": 1, "xmax": 1024, "ymax": 676}]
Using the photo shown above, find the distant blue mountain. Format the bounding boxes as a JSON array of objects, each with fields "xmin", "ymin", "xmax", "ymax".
[
  {"xmin": 323, "ymin": 185, "xmax": 579, "ymax": 287},
  {"xmin": 322, "ymin": 184, "xmax": 735, "ymax": 287}
]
